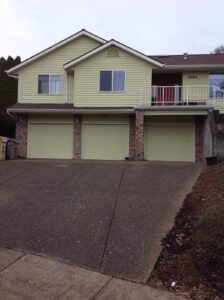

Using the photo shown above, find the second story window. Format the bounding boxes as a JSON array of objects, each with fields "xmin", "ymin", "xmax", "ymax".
[
  {"xmin": 38, "ymin": 75, "xmax": 61, "ymax": 95},
  {"xmin": 100, "ymin": 71, "xmax": 125, "ymax": 92}
]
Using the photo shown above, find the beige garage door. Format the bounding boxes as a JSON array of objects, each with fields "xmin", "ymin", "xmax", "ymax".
[
  {"xmin": 144, "ymin": 123, "xmax": 195, "ymax": 162},
  {"xmin": 28, "ymin": 123, "xmax": 73, "ymax": 159},
  {"xmin": 82, "ymin": 124, "xmax": 129, "ymax": 160}
]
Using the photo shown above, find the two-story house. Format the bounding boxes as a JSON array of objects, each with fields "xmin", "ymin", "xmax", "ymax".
[{"xmin": 7, "ymin": 29, "xmax": 224, "ymax": 162}]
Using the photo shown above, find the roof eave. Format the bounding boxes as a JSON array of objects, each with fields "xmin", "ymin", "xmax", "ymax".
[
  {"xmin": 164, "ymin": 64, "xmax": 224, "ymax": 70},
  {"xmin": 7, "ymin": 107, "xmax": 135, "ymax": 114},
  {"xmin": 6, "ymin": 30, "xmax": 107, "ymax": 75}
]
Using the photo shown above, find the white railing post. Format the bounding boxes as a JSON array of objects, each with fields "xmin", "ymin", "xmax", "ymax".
[{"xmin": 186, "ymin": 86, "xmax": 189, "ymax": 106}]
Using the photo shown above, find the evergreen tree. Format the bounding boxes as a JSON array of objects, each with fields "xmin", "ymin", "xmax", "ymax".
[
  {"xmin": 0, "ymin": 56, "xmax": 21, "ymax": 110},
  {"xmin": 0, "ymin": 56, "xmax": 21, "ymax": 137}
]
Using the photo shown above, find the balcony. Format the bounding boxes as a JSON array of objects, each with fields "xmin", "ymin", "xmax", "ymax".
[{"xmin": 140, "ymin": 86, "xmax": 224, "ymax": 109}]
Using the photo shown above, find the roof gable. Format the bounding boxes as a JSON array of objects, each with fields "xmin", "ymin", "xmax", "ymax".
[
  {"xmin": 7, "ymin": 29, "xmax": 106, "ymax": 74},
  {"xmin": 63, "ymin": 39, "xmax": 164, "ymax": 69}
]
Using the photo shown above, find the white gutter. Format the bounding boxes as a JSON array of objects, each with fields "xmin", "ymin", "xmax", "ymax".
[{"xmin": 7, "ymin": 73, "xmax": 19, "ymax": 79}]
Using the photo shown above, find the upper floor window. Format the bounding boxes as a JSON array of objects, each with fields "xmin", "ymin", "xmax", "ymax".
[
  {"xmin": 38, "ymin": 75, "xmax": 61, "ymax": 95},
  {"xmin": 209, "ymin": 74, "xmax": 224, "ymax": 98},
  {"xmin": 100, "ymin": 70, "xmax": 125, "ymax": 92}
]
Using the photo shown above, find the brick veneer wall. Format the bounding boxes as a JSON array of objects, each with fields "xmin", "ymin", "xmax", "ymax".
[
  {"xmin": 135, "ymin": 110, "xmax": 144, "ymax": 160},
  {"xmin": 195, "ymin": 116, "xmax": 205, "ymax": 162},
  {"xmin": 129, "ymin": 115, "xmax": 136, "ymax": 160},
  {"xmin": 73, "ymin": 115, "xmax": 82, "ymax": 159},
  {"xmin": 16, "ymin": 114, "xmax": 28, "ymax": 158}
]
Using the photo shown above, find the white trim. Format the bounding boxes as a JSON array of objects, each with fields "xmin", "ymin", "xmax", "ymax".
[
  {"xmin": 27, "ymin": 116, "xmax": 30, "ymax": 158},
  {"xmin": 65, "ymin": 73, "xmax": 68, "ymax": 103},
  {"xmin": 63, "ymin": 40, "xmax": 164, "ymax": 69},
  {"xmin": 18, "ymin": 77, "xmax": 21, "ymax": 103},
  {"xmin": 7, "ymin": 30, "xmax": 106, "ymax": 74}
]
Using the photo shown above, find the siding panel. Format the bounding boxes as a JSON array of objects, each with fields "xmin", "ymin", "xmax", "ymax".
[
  {"xmin": 18, "ymin": 36, "xmax": 100, "ymax": 103},
  {"xmin": 73, "ymin": 47, "xmax": 153, "ymax": 107}
]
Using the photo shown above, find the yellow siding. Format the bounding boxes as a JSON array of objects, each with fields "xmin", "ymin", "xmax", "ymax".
[
  {"xmin": 29, "ymin": 114, "xmax": 73, "ymax": 124},
  {"xmin": 67, "ymin": 74, "xmax": 74, "ymax": 103},
  {"xmin": 73, "ymin": 47, "xmax": 152, "ymax": 107},
  {"xmin": 82, "ymin": 114, "xmax": 129, "ymax": 124},
  {"xmin": 182, "ymin": 72, "xmax": 209, "ymax": 101},
  {"xmin": 18, "ymin": 36, "xmax": 101, "ymax": 103}
]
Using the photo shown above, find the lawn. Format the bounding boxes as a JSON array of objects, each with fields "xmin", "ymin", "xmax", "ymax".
[{"xmin": 149, "ymin": 163, "xmax": 224, "ymax": 300}]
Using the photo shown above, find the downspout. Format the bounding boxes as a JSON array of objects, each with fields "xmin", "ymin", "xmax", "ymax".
[
  {"xmin": 6, "ymin": 110, "xmax": 16, "ymax": 120},
  {"xmin": 6, "ymin": 72, "xmax": 19, "ymax": 79},
  {"xmin": 5, "ymin": 72, "xmax": 18, "ymax": 119}
]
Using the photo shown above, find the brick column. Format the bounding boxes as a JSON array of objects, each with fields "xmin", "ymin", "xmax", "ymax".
[
  {"xmin": 129, "ymin": 114, "xmax": 136, "ymax": 160},
  {"xmin": 16, "ymin": 114, "xmax": 28, "ymax": 158},
  {"xmin": 195, "ymin": 116, "xmax": 204, "ymax": 162},
  {"xmin": 73, "ymin": 115, "xmax": 82, "ymax": 159},
  {"xmin": 135, "ymin": 110, "xmax": 144, "ymax": 160}
]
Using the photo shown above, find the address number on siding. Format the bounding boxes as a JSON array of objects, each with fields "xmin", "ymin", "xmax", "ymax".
[{"xmin": 187, "ymin": 75, "xmax": 198, "ymax": 79}]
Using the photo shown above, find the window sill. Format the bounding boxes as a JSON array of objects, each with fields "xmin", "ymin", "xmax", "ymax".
[{"xmin": 98, "ymin": 91, "xmax": 126, "ymax": 94}]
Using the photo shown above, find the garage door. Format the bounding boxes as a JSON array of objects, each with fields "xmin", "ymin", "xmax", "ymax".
[
  {"xmin": 28, "ymin": 123, "xmax": 73, "ymax": 159},
  {"xmin": 82, "ymin": 124, "xmax": 129, "ymax": 160},
  {"xmin": 144, "ymin": 123, "xmax": 195, "ymax": 162}
]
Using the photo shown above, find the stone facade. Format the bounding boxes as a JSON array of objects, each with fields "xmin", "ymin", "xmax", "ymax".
[
  {"xmin": 195, "ymin": 116, "xmax": 205, "ymax": 162},
  {"xmin": 73, "ymin": 115, "xmax": 82, "ymax": 159},
  {"xmin": 135, "ymin": 110, "xmax": 144, "ymax": 160},
  {"xmin": 129, "ymin": 115, "xmax": 136, "ymax": 160},
  {"xmin": 16, "ymin": 114, "xmax": 28, "ymax": 158}
]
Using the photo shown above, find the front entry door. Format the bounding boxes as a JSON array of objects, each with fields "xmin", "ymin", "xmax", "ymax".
[{"xmin": 152, "ymin": 73, "xmax": 182, "ymax": 105}]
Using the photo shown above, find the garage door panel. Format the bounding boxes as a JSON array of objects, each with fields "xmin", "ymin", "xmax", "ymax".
[
  {"xmin": 82, "ymin": 124, "xmax": 128, "ymax": 160},
  {"xmin": 29, "ymin": 124, "xmax": 73, "ymax": 159},
  {"xmin": 144, "ymin": 123, "xmax": 195, "ymax": 162}
]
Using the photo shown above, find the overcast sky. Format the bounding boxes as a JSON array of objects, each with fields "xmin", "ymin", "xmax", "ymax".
[{"xmin": 0, "ymin": 0, "xmax": 224, "ymax": 60}]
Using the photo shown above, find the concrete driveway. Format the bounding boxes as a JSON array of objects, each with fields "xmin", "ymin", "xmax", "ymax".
[{"xmin": 0, "ymin": 160, "xmax": 202, "ymax": 283}]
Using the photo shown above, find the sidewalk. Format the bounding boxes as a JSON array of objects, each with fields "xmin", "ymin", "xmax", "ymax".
[{"xmin": 0, "ymin": 247, "xmax": 186, "ymax": 300}]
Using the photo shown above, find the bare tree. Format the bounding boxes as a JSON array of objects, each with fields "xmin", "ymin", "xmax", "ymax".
[{"xmin": 211, "ymin": 45, "xmax": 224, "ymax": 54}]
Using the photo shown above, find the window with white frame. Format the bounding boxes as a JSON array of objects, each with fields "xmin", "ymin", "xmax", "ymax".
[
  {"xmin": 38, "ymin": 75, "xmax": 61, "ymax": 94},
  {"xmin": 209, "ymin": 74, "xmax": 224, "ymax": 98},
  {"xmin": 100, "ymin": 70, "xmax": 125, "ymax": 92}
]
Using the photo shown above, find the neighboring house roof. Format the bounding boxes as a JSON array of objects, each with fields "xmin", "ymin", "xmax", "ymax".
[
  {"xmin": 63, "ymin": 39, "xmax": 164, "ymax": 69},
  {"xmin": 149, "ymin": 54, "xmax": 224, "ymax": 68},
  {"xmin": 7, "ymin": 29, "xmax": 106, "ymax": 75}
]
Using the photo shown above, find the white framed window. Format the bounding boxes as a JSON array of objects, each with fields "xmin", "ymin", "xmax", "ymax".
[
  {"xmin": 38, "ymin": 74, "xmax": 61, "ymax": 95},
  {"xmin": 209, "ymin": 74, "xmax": 224, "ymax": 99},
  {"xmin": 100, "ymin": 70, "xmax": 125, "ymax": 92}
]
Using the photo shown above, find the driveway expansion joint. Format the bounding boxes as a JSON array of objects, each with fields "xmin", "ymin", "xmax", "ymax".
[
  {"xmin": 0, "ymin": 249, "xmax": 26, "ymax": 273},
  {"xmin": 99, "ymin": 167, "xmax": 125, "ymax": 271},
  {"xmin": 91, "ymin": 277, "xmax": 113, "ymax": 300}
]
